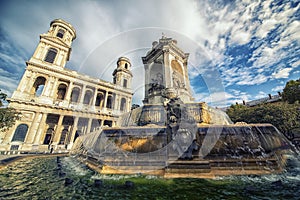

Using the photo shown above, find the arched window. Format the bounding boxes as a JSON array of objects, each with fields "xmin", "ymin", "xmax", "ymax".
[
  {"xmin": 44, "ymin": 48, "xmax": 57, "ymax": 63},
  {"xmin": 56, "ymin": 29, "xmax": 65, "ymax": 39},
  {"xmin": 32, "ymin": 76, "xmax": 46, "ymax": 97},
  {"xmin": 95, "ymin": 93, "xmax": 104, "ymax": 107},
  {"xmin": 70, "ymin": 87, "xmax": 80, "ymax": 103},
  {"xmin": 12, "ymin": 124, "xmax": 28, "ymax": 142},
  {"xmin": 83, "ymin": 90, "xmax": 93, "ymax": 105},
  {"xmin": 120, "ymin": 98, "xmax": 126, "ymax": 111},
  {"xmin": 43, "ymin": 128, "xmax": 54, "ymax": 144},
  {"xmin": 125, "ymin": 63, "xmax": 128, "ymax": 69},
  {"xmin": 59, "ymin": 128, "xmax": 68, "ymax": 144},
  {"xmin": 106, "ymin": 95, "xmax": 113, "ymax": 109},
  {"xmin": 56, "ymin": 83, "xmax": 67, "ymax": 100}
]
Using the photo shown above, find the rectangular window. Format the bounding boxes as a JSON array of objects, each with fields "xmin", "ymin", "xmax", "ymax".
[
  {"xmin": 44, "ymin": 48, "xmax": 57, "ymax": 63},
  {"xmin": 123, "ymin": 79, "xmax": 127, "ymax": 88}
]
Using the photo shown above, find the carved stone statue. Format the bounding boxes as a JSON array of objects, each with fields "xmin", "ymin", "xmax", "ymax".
[{"xmin": 164, "ymin": 88, "xmax": 198, "ymax": 159}]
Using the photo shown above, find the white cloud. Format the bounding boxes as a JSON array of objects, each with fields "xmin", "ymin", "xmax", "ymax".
[
  {"xmin": 272, "ymin": 68, "xmax": 293, "ymax": 79},
  {"xmin": 0, "ymin": 0, "xmax": 299, "ymax": 107},
  {"xmin": 271, "ymin": 85, "xmax": 284, "ymax": 92},
  {"xmin": 290, "ymin": 59, "xmax": 300, "ymax": 68},
  {"xmin": 254, "ymin": 91, "xmax": 267, "ymax": 99}
]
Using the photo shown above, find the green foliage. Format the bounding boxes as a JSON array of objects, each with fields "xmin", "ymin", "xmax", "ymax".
[
  {"xmin": 0, "ymin": 90, "xmax": 20, "ymax": 132},
  {"xmin": 226, "ymin": 102, "xmax": 300, "ymax": 138},
  {"xmin": 282, "ymin": 79, "xmax": 300, "ymax": 104}
]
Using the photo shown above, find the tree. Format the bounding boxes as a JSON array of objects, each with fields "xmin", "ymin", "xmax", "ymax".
[
  {"xmin": 282, "ymin": 79, "xmax": 300, "ymax": 104},
  {"xmin": 226, "ymin": 102, "xmax": 300, "ymax": 139},
  {"xmin": 0, "ymin": 90, "xmax": 20, "ymax": 132}
]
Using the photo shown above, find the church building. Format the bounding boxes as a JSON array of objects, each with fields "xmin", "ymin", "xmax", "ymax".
[{"xmin": 0, "ymin": 19, "xmax": 133, "ymax": 153}]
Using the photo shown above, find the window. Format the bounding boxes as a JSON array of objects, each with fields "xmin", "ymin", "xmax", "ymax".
[
  {"xmin": 44, "ymin": 48, "xmax": 57, "ymax": 63},
  {"xmin": 106, "ymin": 95, "xmax": 113, "ymax": 109},
  {"xmin": 56, "ymin": 29, "xmax": 65, "ymax": 38},
  {"xmin": 120, "ymin": 98, "xmax": 126, "ymax": 111},
  {"xmin": 57, "ymin": 84, "xmax": 67, "ymax": 100},
  {"xmin": 43, "ymin": 128, "xmax": 54, "ymax": 144},
  {"xmin": 83, "ymin": 90, "xmax": 93, "ymax": 105},
  {"xmin": 59, "ymin": 128, "xmax": 68, "ymax": 144},
  {"xmin": 95, "ymin": 93, "xmax": 104, "ymax": 107},
  {"xmin": 123, "ymin": 79, "xmax": 128, "ymax": 88},
  {"xmin": 104, "ymin": 120, "xmax": 112, "ymax": 127},
  {"xmin": 125, "ymin": 63, "xmax": 128, "ymax": 69},
  {"xmin": 32, "ymin": 76, "xmax": 46, "ymax": 96},
  {"xmin": 70, "ymin": 87, "xmax": 80, "ymax": 103},
  {"xmin": 12, "ymin": 124, "xmax": 28, "ymax": 142}
]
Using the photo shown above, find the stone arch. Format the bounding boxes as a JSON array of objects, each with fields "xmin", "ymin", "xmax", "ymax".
[
  {"xmin": 171, "ymin": 60, "xmax": 183, "ymax": 75},
  {"xmin": 56, "ymin": 83, "xmax": 67, "ymax": 100},
  {"xmin": 95, "ymin": 93, "xmax": 104, "ymax": 107},
  {"xmin": 171, "ymin": 60, "xmax": 185, "ymax": 89},
  {"xmin": 106, "ymin": 95, "xmax": 114, "ymax": 109},
  {"xmin": 70, "ymin": 87, "xmax": 80, "ymax": 103},
  {"xmin": 120, "ymin": 98, "xmax": 127, "ymax": 111},
  {"xmin": 11, "ymin": 124, "xmax": 28, "ymax": 142},
  {"xmin": 59, "ymin": 127, "xmax": 69, "ymax": 145},
  {"xmin": 43, "ymin": 128, "xmax": 54, "ymax": 144},
  {"xmin": 32, "ymin": 76, "xmax": 46, "ymax": 97},
  {"xmin": 83, "ymin": 90, "xmax": 93, "ymax": 105},
  {"xmin": 56, "ymin": 29, "xmax": 65, "ymax": 38}
]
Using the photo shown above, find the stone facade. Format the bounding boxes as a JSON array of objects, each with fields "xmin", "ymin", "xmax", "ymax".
[
  {"xmin": 142, "ymin": 36, "xmax": 194, "ymax": 104},
  {"xmin": 0, "ymin": 19, "xmax": 133, "ymax": 153}
]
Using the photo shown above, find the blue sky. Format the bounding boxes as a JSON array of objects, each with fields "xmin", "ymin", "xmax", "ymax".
[{"xmin": 0, "ymin": 0, "xmax": 299, "ymax": 107}]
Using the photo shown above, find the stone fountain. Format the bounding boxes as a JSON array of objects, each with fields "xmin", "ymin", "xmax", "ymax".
[{"xmin": 71, "ymin": 37, "xmax": 290, "ymax": 178}]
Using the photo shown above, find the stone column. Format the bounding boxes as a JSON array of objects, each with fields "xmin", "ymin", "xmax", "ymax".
[
  {"xmin": 33, "ymin": 113, "xmax": 48, "ymax": 145},
  {"xmin": 68, "ymin": 116, "xmax": 79, "ymax": 147},
  {"xmin": 25, "ymin": 72, "xmax": 36, "ymax": 94},
  {"xmin": 127, "ymin": 98, "xmax": 131, "ymax": 112},
  {"xmin": 86, "ymin": 118, "xmax": 93, "ymax": 134},
  {"xmin": 163, "ymin": 50, "xmax": 171, "ymax": 88},
  {"xmin": 144, "ymin": 64, "xmax": 150, "ymax": 102},
  {"xmin": 103, "ymin": 90, "xmax": 108, "ymax": 109},
  {"xmin": 52, "ymin": 115, "xmax": 64, "ymax": 144},
  {"xmin": 17, "ymin": 71, "xmax": 31, "ymax": 93},
  {"xmin": 25, "ymin": 112, "xmax": 42, "ymax": 144},
  {"xmin": 79, "ymin": 85, "xmax": 87, "ymax": 104},
  {"xmin": 92, "ymin": 89, "xmax": 98, "ymax": 106},
  {"xmin": 114, "ymin": 94, "xmax": 119, "ymax": 110},
  {"xmin": 49, "ymin": 77, "xmax": 59, "ymax": 98},
  {"xmin": 64, "ymin": 81, "xmax": 73, "ymax": 101}
]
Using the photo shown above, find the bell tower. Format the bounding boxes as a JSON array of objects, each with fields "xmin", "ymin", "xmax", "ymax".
[
  {"xmin": 142, "ymin": 36, "xmax": 194, "ymax": 104},
  {"xmin": 11, "ymin": 19, "xmax": 76, "ymax": 102},
  {"xmin": 112, "ymin": 57, "xmax": 133, "ymax": 89},
  {"xmin": 29, "ymin": 19, "xmax": 76, "ymax": 68}
]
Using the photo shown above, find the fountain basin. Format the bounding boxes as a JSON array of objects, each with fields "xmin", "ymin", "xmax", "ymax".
[{"xmin": 72, "ymin": 123, "xmax": 289, "ymax": 178}]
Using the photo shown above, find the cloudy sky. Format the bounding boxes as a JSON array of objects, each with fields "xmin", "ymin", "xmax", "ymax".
[{"xmin": 0, "ymin": 0, "xmax": 299, "ymax": 107}]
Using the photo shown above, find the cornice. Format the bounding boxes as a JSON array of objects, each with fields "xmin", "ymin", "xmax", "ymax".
[{"xmin": 40, "ymin": 35, "xmax": 70, "ymax": 49}]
